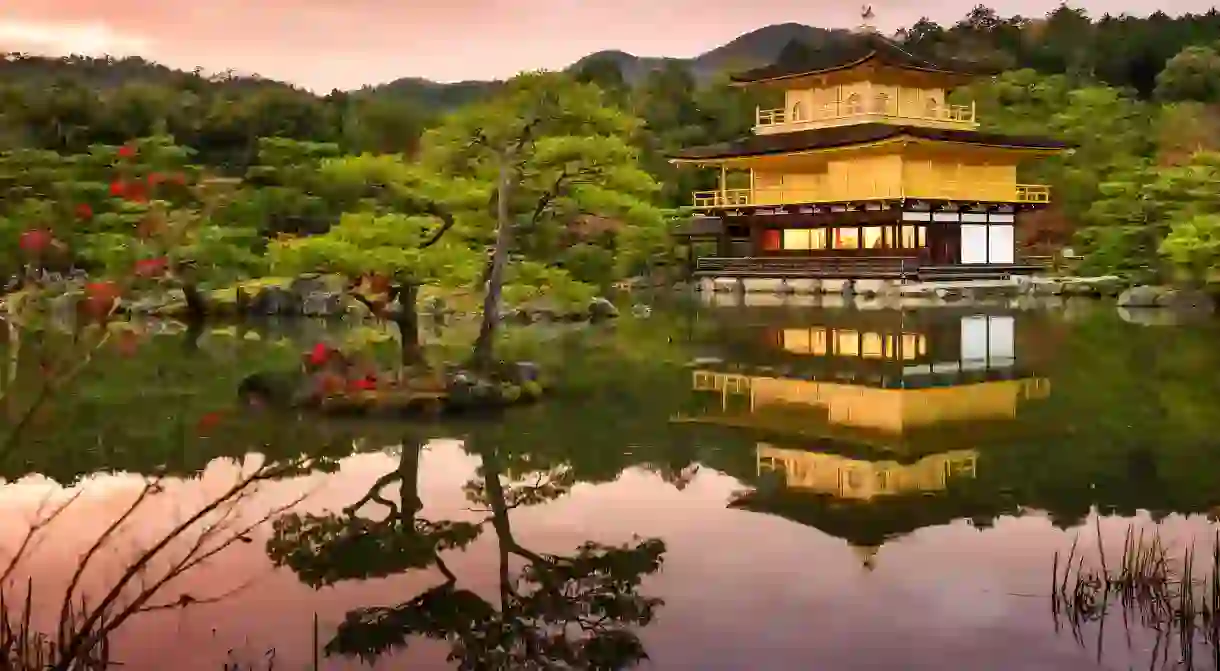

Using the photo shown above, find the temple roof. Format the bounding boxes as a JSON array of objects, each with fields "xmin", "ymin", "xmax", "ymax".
[
  {"xmin": 730, "ymin": 33, "xmax": 997, "ymax": 85},
  {"xmin": 670, "ymin": 216, "xmax": 724, "ymax": 238},
  {"xmin": 728, "ymin": 488, "xmax": 1011, "ymax": 547},
  {"xmin": 669, "ymin": 123, "xmax": 1071, "ymax": 162}
]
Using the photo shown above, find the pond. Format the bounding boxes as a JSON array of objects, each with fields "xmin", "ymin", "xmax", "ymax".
[{"xmin": 4, "ymin": 297, "xmax": 1220, "ymax": 670}]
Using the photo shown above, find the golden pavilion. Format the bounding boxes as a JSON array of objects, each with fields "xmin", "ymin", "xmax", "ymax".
[{"xmin": 670, "ymin": 17, "xmax": 1070, "ymax": 283}]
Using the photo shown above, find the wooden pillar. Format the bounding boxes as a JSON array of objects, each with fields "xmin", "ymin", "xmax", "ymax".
[
  {"xmin": 748, "ymin": 216, "xmax": 763, "ymax": 257},
  {"xmin": 717, "ymin": 224, "xmax": 731, "ymax": 257}
]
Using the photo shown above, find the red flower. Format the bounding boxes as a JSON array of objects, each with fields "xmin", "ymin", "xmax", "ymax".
[
  {"xmin": 307, "ymin": 343, "xmax": 331, "ymax": 366},
  {"xmin": 319, "ymin": 374, "xmax": 344, "ymax": 395},
  {"xmin": 75, "ymin": 203, "xmax": 93, "ymax": 220},
  {"xmin": 18, "ymin": 229, "xmax": 51, "ymax": 252},
  {"xmin": 83, "ymin": 281, "xmax": 121, "ymax": 317},
  {"xmin": 134, "ymin": 257, "xmax": 168, "ymax": 278},
  {"xmin": 109, "ymin": 180, "xmax": 127, "ymax": 197},
  {"xmin": 147, "ymin": 172, "xmax": 163, "ymax": 186},
  {"xmin": 348, "ymin": 377, "xmax": 377, "ymax": 392},
  {"xmin": 196, "ymin": 411, "xmax": 223, "ymax": 435},
  {"xmin": 116, "ymin": 331, "xmax": 141, "ymax": 357},
  {"xmin": 125, "ymin": 184, "xmax": 148, "ymax": 203},
  {"xmin": 117, "ymin": 144, "xmax": 136, "ymax": 159},
  {"xmin": 169, "ymin": 173, "xmax": 187, "ymax": 186}
]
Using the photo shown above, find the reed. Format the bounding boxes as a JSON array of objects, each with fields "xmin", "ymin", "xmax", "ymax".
[{"xmin": 1052, "ymin": 521, "xmax": 1220, "ymax": 670}]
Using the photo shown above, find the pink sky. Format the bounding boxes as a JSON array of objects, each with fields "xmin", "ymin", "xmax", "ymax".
[{"xmin": 0, "ymin": 1, "xmax": 1213, "ymax": 91}]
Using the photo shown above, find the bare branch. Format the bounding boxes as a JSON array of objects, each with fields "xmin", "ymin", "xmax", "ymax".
[
  {"xmin": 56, "ymin": 479, "xmax": 158, "ymax": 651},
  {"xmin": 0, "ymin": 489, "xmax": 83, "ymax": 587},
  {"xmin": 56, "ymin": 458, "xmax": 311, "ymax": 662}
]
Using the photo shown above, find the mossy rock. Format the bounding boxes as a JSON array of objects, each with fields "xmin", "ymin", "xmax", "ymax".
[{"xmin": 521, "ymin": 380, "xmax": 544, "ymax": 400}]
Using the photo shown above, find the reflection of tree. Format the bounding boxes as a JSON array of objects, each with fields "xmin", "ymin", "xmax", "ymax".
[{"xmin": 267, "ymin": 434, "xmax": 667, "ymax": 669}]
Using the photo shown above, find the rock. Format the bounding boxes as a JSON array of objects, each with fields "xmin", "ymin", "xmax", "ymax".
[
  {"xmin": 1029, "ymin": 279, "xmax": 1065, "ymax": 296},
  {"xmin": 47, "ymin": 292, "xmax": 80, "ymax": 330},
  {"xmin": 631, "ymin": 304, "xmax": 652, "ymax": 318},
  {"xmin": 588, "ymin": 297, "xmax": 619, "ymax": 322},
  {"xmin": 1117, "ymin": 285, "xmax": 1164, "ymax": 307},
  {"xmin": 422, "ymin": 295, "xmax": 448, "ymax": 317},
  {"xmin": 514, "ymin": 361, "xmax": 542, "ymax": 383},
  {"xmin": 124, "ymin": 289, "xmax": 186, "ymax": 315},
  {"xmin": 249, "ymin": 286, "xmax": 303, "ymax": 316},
  {"xmin": 1159, "ymin": 288, "xmax": 1214, "ymax": 310},
  {"xmin": 342, "ymin": 296, "xmax": 373, "ymax": 320},
  {"xmin": 1118, "ymin": 307, "xmax": 1187, "ymax": 326},
  {"xmin": 301, "ymin": 291, "xmax": 344, "ymax": 318},
  {"xmin": 1061, "ymin": 281, "xmax": 1096, "ymax": 297},
  {"xmin": 1117, "ymin": 285, "xmax": 1213, "ymax": 310},
  {"xmin": 289, "ymin": 273, "xmax": 347, "ymax": 297},
  {"xmin": 1090, "ymin": 276, "xmax": 1126, "ymax": 297}
]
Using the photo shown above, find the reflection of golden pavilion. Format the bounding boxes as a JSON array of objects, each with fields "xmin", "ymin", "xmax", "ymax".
[
  {"xmin": 680, "ymin": 312, "xmax": 1050, "ymax": 448},
  {"xmin": 758, "ymin": 444, "xmax": 977, "ymax": 501},
  {"xmin": 679, "ymin": 311, "xmax": 1048, "ymax": 565}
]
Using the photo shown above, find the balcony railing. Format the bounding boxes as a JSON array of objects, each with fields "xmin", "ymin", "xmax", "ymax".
[
  {"xmin": 755, "ymin": 101, "xmax": 977, "ymax": 133},
  {"xmin": 691, "ymin": 182, "xmax": 1051, "ymax": 209}
]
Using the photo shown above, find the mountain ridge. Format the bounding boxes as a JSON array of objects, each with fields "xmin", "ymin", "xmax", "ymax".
[{"xmin": 368, "ymin": 23, "xmax": 841, "ymax": 106}]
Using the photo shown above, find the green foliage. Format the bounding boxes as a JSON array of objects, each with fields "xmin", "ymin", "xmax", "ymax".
[
  {"xmin": 1155, "ymin": 43, "xmax": 1220, "ymax": 103},
  {"xmin": 268, "ymin": 211, "xmax": 482, "ymax": 285}
]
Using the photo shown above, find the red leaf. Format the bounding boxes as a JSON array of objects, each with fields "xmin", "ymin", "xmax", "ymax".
[
  {"xmin": 116, "ymin": 331, "xmax": 141, "ymax": 356},
  {"xmin": 133, "ymin": 257, "xmax": 168, "ymax": 278},
  {"xmin": 307, "ymin": 343, "xmax": 331, "ymax": 366},
  {"xmin": 349, "ymin": 377, "xmax": 377, "ymax": 392},
  {"xmin": 125, "ymin": 184, "xmax": 148, "ymax": 203},
  {"xmin": 196, "ymin": 411, "xmax": 223, "ymax": 435},
  {"xmin": 18, "ymin": 229, "xmax": 51, "ymax": 252}
]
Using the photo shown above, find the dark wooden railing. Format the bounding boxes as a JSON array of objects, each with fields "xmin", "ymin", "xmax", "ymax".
[
  {"xmin": 694, "ymin": 256, "xmax": 1047, "ymax": 280},
  {"xmin": 695, "ymin": 256, "xmax": 915, "ymax": 278}
]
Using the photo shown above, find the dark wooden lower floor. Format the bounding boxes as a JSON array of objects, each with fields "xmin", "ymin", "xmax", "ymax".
[{"xmin": 692, "ymin": 256, "xmax": 1044, "ymax": 281}]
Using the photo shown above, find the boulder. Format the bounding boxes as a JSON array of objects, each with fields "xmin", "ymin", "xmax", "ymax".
[
  {"xmin": 1029, "ymin": 279, "xmax": 1065, "ymax": 296},
  {"xmin": 1117, "ymin": 285, "xmax": 1165, "ymax": 308},
  {"xmin": 588, "ymin": 297, "xmax": 619, "ymax": 322},
  {"xmin": 249, "ymin": 286, "xmax": 303, "ymax": 315},
  {"xmin": 1159, "ymin": 288, "xmax": 1214, "ymax": 310},
  {"xmin": 289, "ymin": 273, "xmax": 347, "ymax": 297},
  {"xmin": 1117, "ymin": 285, "xmax": 1214, "ymax": 310},
  {"xmin": 301, "ymin": 291, "xmax": 345, "ymax": 318},
  {"xmin": 1089, "ymin": 276, "xmax": 1126, "ymax": 297},
  {"xmin": 422, "ymin": 295, "xmax": 448, "ymax": 318},
  {"xmin": 342, "ymin": 296, "xmax": 373, "ymax": 320}
]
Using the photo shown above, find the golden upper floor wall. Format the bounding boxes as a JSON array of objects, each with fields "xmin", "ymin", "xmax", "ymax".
[
  {"xmin": 760, "ymin": 80, "xmax": 976, "ymax": 135},
  {"xmin": 706, "ymin": 145, "xmax": 1040, "ymax": 208}
]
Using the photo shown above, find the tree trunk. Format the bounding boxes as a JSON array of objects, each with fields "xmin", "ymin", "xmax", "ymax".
[
  {"xmin": 470, "ymin": 158, "xmax": 513, "ymax": 372},
  {"xmin": 182, "ymin": 282, "xmax": 208, "ymax": 322},
  {"xmin": 395, "ymin": 442, "xmax": 423, "ymax": 530},
  {"xmin": 391, "ymin": 282, "xmax": 424, "ymax": 368}
]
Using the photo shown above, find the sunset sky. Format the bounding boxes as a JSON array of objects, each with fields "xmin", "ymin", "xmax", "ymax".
[{"xmin": 0, "ymin": 0, "xmax": 1213, "ymax": 91}]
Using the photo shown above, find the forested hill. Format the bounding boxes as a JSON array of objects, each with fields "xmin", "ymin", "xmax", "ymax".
[{"xmin": 5, "ymin": 7, "xmax": 1220, "ymax": 107}]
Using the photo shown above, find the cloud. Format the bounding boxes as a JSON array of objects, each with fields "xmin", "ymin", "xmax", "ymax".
[
  {"xmin": 1, "ymin": 0, "xmax": 1219, "ymax": 90},
  {"xmin": 0, "ymin": 18, "xmax": 153, "ymax": 57}
]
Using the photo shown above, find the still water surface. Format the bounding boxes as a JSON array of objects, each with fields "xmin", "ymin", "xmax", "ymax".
[{"xmin": 5, "ymin": 299, "xmax": 1220, "ymax": 670}]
